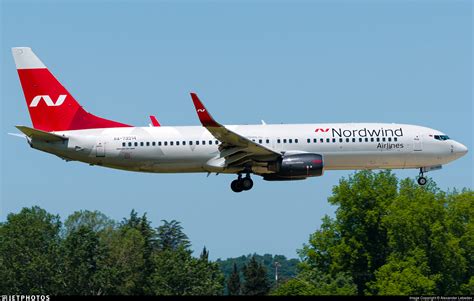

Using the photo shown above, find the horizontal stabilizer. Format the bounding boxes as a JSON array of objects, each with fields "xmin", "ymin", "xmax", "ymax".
[
  {"xmin": 15, "ymin": 125, "xmax": 67, "ymax": 142},
  {"xmin": 8, "ymin": 132, "xmax": 26, "ymax": 138}
]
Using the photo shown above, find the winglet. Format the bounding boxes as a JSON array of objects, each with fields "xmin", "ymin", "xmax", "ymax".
[
  {"xmin": 190, "ymin": 93, "xmax": 220, "ymax": 127},
  {"xmin": 149, "ymin": 115, "xmax": 161, "ymax": 127}
]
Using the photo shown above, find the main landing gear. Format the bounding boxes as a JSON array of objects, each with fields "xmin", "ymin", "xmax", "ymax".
[
  {"xmin": 417, "ymin": 168, "xmax": 427, "ymax": 186},
  {"xmin": 231, "ymin": 173, "xmax": 254, "ymax": 193}
]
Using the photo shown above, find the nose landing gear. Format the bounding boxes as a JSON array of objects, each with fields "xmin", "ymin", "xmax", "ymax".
[
  {"xmin": 417, "ymin": 168, "xmax": 427, "ymax": 186},
  {"xmin": 230, "ymin": 173, "xmax": 254, "ymax": 192}
]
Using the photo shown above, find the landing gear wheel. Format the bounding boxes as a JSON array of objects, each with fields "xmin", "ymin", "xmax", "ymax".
[
  {"xmin": 417, "ymin": 167, "xmax": 427, "ymax": 186},
  {"xmin": 231, "ymin": 179, "xmax": 244, "ymax": 193},
  {"xmin": 242, "ymin": 177, "xmax": 254, "ymax": 191},
  {"xmin": 417, "ymin": 177, "xmax": 427, "ymax": 186}
]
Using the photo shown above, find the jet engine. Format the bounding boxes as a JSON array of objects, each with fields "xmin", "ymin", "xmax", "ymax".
[{"xmin": 264, "ymin": 153, "xmax": 324, "ymax": 181}]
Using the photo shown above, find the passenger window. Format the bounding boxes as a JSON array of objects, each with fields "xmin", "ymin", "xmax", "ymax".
[
  {"xmin": 307, "ymin": 138, "xmax": 311, "ymax": 143},
  {"xmin": 196, "ymin": 141, "xmax": 200, "ymax": 145},
  {"xmin": 140, "ymin": 142, "xmax": 144, "ymax": 146},
  {"xmin": 359, "ymin": 138, "xmax": 362, "ymax": 142},
  {"xmin": 146, "ymin": 142, "xmax": 150, "ymax": 146},
  {"xmin": 326, "ymin": 138, "xmax": 330, "ymax": 143},
  {"xmin": 394, "ymin": 137, "xmax": 398, "ymax": 142},
  {"xmin": 295, "ymin": 139, "xmax": 298, "ymax": 143},
  {"xmin": 128, "ymin": 142, "xmax": 132, "ymax": 147},
  {"xmin": 176, "ymin": 141, "xmax": 180, "ymax": 146},
  {"xmin": 346, "ymin": 138, "xmax": 350, "ymax": 143},
  {"xmin": 209, "ymin": 140, "xmax": 212, "ymax": 145},
  {"xmin": 122, "ymin": 142, "xmax": 126, "ymax": 147},
  {"xmin": 339, "ymin": 138, "xmax": 343, "ymax": 143},
  {"xmin": 289, "ymin": 139, "xmax": 292, "ymax": 143},
  {"xmin": 320, "ymin": 138, "xmax": 324, "ymax": 143},
  {"xmin": 266, "ymin": 139, "xmax": 270, "ymax": 143},
  {"xmin": 314, "ymin": 139, "xmax": 318, "ymax": 143},
  {"xmin": 352, "ymin": 138, "xmax": 356, "ymax": 143},
  {"xmin": 388, "ymin": 137, "xmax": 391, "ymax": 142},
  {"xmin": 202, "ymin": 141, "xmax": 206, "ymax": 145},
  {"xmin": 170, "ymin": 141, "xmax": 174, "ymax": 146},
  {"xmin": 283, "ymin": 139, "xmax": 287, "ymax": 143},
  {"xmin": 190, "ymin": 141, "xmax": 193, "ymax": 145},
  {"xmin": 371, "ymin": 138, "xmax": 374, "ymax": 142},
  {"xmin": 182, "ymin": 141, "xmax": 186, "ymax": 145},
  {"xmin": 215, "ymin": 140, "xmax": 219, "ymax": 145},
  {"xmin": 277, "ymin": 139, "xmax": 281, "ymax": 143},
  {"xmin": 164, "ymin": 141, "xmax": 168, "ymax": 146},
  {"xmin": 158, "ymin": 142, "xmax": 162, "ymax": 146},
  {"xmin": 332, "ymin": 138, "xmax": 336, "ymax": 143},
  {"xmin": 376, "ymin": 138, "xmax": 380, "ymax": 142},
  {"xmin": 259, "ymin": 139, "xmax": 262, "ymax": 143},
  {"xmin": 382, "ymin": 138, "xmax": 386, "ymax": 142},
  {"xmin": 365, "ymin": 138, "xmax": 368, "ymax": 142}
]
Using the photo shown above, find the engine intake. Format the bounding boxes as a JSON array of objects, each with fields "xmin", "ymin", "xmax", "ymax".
[{"xmin": 265, "ymin": 153, "xmax": 324, "ymax": 181}]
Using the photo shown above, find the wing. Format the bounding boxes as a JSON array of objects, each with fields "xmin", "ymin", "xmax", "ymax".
[{"xmin": 190, "ymin": 93, "xmax": 281, "ymax": 170}]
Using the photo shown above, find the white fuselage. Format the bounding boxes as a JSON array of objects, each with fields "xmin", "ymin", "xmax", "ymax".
[{"xmin": 30, "ymin": 123, "xmax": 467, "ymax": 176}]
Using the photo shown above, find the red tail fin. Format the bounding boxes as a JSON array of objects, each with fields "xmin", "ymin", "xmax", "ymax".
[{"xmin": 12, "ymin": 47, "xmax": 131, "ymax": 132}]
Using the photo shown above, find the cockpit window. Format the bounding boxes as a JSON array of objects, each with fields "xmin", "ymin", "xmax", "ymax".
[{"xmin": 434, "ymin": 135, "xmax": 450, "ymax": 141}]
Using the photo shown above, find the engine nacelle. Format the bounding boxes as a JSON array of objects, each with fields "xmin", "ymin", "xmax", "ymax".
[{"xmin": 264, "ymin": 153, "xmax": 324, "ymax": 181}]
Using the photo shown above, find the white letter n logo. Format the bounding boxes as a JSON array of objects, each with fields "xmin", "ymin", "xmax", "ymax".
[{"xmin": 30, "ymin": 95, "xmax": 67, "ymax": 107}]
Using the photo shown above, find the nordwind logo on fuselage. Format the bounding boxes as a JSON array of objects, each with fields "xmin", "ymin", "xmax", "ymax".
[
  {"xmin": 333, "ymin": 127, "xmax": 404, "ymax": 137},
  {"xmin": 315, "ymin": 127, "xmax": 404, "ymax": 137},
  {"xmin": 30, "ymin": 95, "xmax": 67, "ymax": 107}
]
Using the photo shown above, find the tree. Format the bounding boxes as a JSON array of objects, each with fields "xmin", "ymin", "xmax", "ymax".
[
  {"xmin": 150, "ymin": 246, "xmax": 224, "ymax": 295},
  {"xmin": 156, "ymin": 220, "xmax": 191, "ymax": 251},
  {"xmin": 368, "ymin": 249, "xmax": 438, "ymax": 295},
  {"xmin": 64, "ymin": 210, "xmax": 115, "ymax": 236},
  {"xmin": 227, "ymin": 263, "xmax": 241, "ymax": 295},
  {"xmin": 446, "ymin": 190, "xmax": 474, "ymax": 293},
  {"xmin": 271, "ymin": 272, "xmax": 357, "ymax": 296},
  {"xmin": 241, "ymin": 256, "xmax": 270, "ymax": 295},
  {"xmin": 0, "ymin": 206, "xmax": 62, "ymax": 294},
  {"xmin": 200, "ymin": 246, "xmax": 209, "ymax": 261},
  {"xmin": 117, "ymin": 210, "xmax": 157, "ymax": 294},
  {"xmin": 380, "ymin": 179, "xmax": 468, "ymax": 294},
  {"xmin": 327, "ymin": 170, "xmax": 396, "ymax": 293},
  {"xmin": 60, "ymin": 225, "xmax": 106, "ymax": 295},
  {"xmin": 101, "ymin": 227, "xmax": 146, "ymax": 295},
  {"xmin": 217, "ymin": 253, "xmax": 299, "ymax": 286},
  {"xmin": 297, "ymin": 171, "xmax": 473, "ymax": 296},
  {"xmin": 270, "ymin": 278, "xmax": 318, "ymax": 295}
]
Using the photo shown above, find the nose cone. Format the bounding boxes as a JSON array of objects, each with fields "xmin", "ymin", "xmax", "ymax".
[{"xmin": 453, "ymin": 141, "xmax": 468, "ymax": 157}]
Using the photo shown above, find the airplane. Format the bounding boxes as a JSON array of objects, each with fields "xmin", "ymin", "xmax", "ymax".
[{"xmin": 11, "ymin": 47, "xmax": 468, "ymax": 192}]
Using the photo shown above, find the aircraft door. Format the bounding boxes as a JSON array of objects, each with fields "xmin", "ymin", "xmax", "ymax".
[
  {"xmin": 96, "ymin": 140, "xmax": 105, "ymax": 157},
  {"xmin": 413, "ymin": 135, "xmax": 422, "ymax": 151}
]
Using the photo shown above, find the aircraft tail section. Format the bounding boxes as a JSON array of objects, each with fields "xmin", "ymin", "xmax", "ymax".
[{"xmin": 12, "ymin": 47, "xmax": 131, "ymax": 132}]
